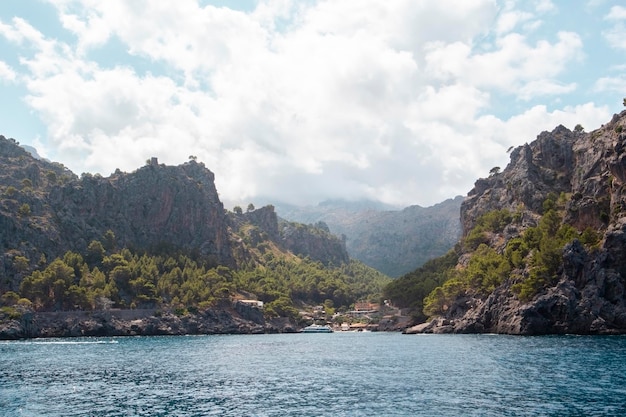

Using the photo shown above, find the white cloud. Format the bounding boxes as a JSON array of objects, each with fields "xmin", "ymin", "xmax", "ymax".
[
  {"xmin": 425, "ymin": 31, "xmax": 583, "ymax": 98},
  {"xmin": 534, "ymin": 0, "xmax": 556, "ymax": 13},
  {"xmin": 602, "ymin": 6, "xmax": 626, "ymax": 49},
  {"xmin": 0, "ymin": 60, "xmax": 16, "ymax": 82},
  {"xmin": 605, "ymin": 5, "xmax": 626, "ymax": 20},
  {"xmin": 495, "ymin": 10, "xmax": 534, "ymax": 35},
  {"xmin": 594, "ymin": 75, "xmax": 626, "ymax": 92},
  {"xmin": 0, "ymin": 0, "xmax": 615, "ymax": 207},
  {"xmin": 1, "ymin": 16, "xmax": 55, "ymax": 53},
  {"xmin": 517, "ymin": 80, "xmax": 577, "ymax": 101}
]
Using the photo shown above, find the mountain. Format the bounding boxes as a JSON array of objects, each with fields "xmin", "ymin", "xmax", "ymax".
[
  {"xmin": 0, "ymin": 141, "xmax": 234, "ymax": 285},
  {"xmin": 275, "ymin": 197, "xmax": 463, "ymax": 277},
  {"xmin": 0, "ymin": 136, "xmax": 352, "ymax": 276},
  {"xmin": 0, "ymin": 135, "xmax": 390, "ymax": 327},
  {"xmin": 401, "ymin": 112, "xmax": 626, "ymax": 335}
]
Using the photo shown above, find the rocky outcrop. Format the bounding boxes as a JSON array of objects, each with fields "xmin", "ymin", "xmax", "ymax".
[
  {"xmin": 279, "ymin": 221, "xmax": 349, "ymax": 266},
  {"xmin": 229, "ymin": 205, "xmax": 350, "ymax": 266},
  {"xmin": 0, "ymin": 139, "xmax": 234, "ymax": 292},
  {"xmin": 461, "ymin": 125, "xmax": 577, "ymax": 235},
  {"xmin": 0, "ymin": 306, "xmax": 298, "ymax": 340},
  {"xmin": 416, "ymin": 112, "xmax": 626, "ymax": 335},
  {"xmin": 49, "ymin": 160, "xmax": 234, "ymax": 266}
]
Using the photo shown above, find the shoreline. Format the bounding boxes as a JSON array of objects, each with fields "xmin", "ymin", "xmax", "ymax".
[{"xmin": 0, "ymin": 308, "xmax": 299, "ymax": 340}]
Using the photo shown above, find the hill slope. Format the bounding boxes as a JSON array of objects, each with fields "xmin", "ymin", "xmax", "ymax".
[
  {"xmin": 399, "ymin": 112, "xmax": 626, "ymax": 335},
  {"xmin": 0, "ymin": 135, "xmax": 388, "ymax": 327}
]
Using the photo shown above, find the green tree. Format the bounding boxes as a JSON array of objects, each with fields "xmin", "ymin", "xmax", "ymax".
[
  {"xmin": 86, "ymin": 240, "xmax": 105, "ymax": 264},
  {"xmin": 103, "ymin": 230, "xmax": 116, "ymax": 251},
  {"xmin": 18, "ymin": 203, "xmax": 31, "ymax": 217},
  {"xmin": 0, "ymin": 291, "xmax": 20, "ymax": 306},
  {"xmin": 13, "ymin": 256, "xmax": 30, "ymax": 273},
  {"xmin": 20, "ymin": 259, "xmax": 74, "ymax": 310},
  {"xmin": 4, "ymin": 186, "xmax": 17, "ymax": 197}
]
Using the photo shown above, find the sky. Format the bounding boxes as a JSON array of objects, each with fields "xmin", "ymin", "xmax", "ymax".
[{"xmin": 1, "ymin": 0, "xmax": 625, "ymax": 209}]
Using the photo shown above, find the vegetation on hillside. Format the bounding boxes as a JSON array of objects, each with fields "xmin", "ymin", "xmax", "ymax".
[
  {"xmin": 385, "ymin": 193, "xmax": 602, "ymax": 322},
  {"xmin": 382, "ymin": 249, "xmax": 459, "ymax": 322},
  {"xmin": 2, "ymin": 230, "xmax": 390, "ymax": 321},
  {"xmin": 0, "ymin": 135, "xmax": 391, "ymax": 323}
]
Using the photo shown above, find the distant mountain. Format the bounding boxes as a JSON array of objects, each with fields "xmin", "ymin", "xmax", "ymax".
[{"xmin": 275, "ymin": 197, "xmax": 463, "ymax": 277}]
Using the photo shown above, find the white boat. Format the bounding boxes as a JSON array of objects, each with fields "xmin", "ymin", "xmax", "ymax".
[{"xmin": 301, "ymin": 324, "xmax": 334, "ymax": 333}]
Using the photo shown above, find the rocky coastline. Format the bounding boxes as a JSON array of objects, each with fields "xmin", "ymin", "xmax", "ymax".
[
  {"xmin": 403, "ymin": 114, "xmax": 626, "ymax": 336},
  {"xmin": 0, "ymin": 305, "xmax": 298, "ymax": 340}
]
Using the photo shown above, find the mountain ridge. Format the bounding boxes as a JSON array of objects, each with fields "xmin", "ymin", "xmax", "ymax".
[{"xmin": 275, "ymin": 196, "xmax": 462, "ymax": 277}]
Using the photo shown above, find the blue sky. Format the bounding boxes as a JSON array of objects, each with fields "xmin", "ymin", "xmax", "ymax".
[{"xmin": 1, "ymin": 0, "xmax": 625, "ymax": 208}]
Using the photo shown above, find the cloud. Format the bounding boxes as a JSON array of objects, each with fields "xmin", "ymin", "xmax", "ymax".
[
  {"xmin": 534, "ymin": 0, "xmax": 556, "ymax": 13},
  {"xmin": 0, "ymin": 0, "xmax": 615, "ymax": 207},
  {"xmin": 603, "ymin": 5, "xmax": 626, "ymax": 50},
  {"xmin": 424, "ymin": 31, "xmax": 583, "ymax": 96},
  {"xmin": 594, "ymin": 75, "xmax": 626, "ymax": 92},
  {"xmin": 517, "ymin": 80, "xmax": 577, "ymax": 101},
  {"xmin": 495, "ymin": 10, "xmax": 534, "ymax": 35},
  {"xmin": 0, "ymin": 60, "xmax": 16, "ymax": 82},
  {"xmin": 605, "ymin": 5, "xmax": 626, "ymax": 20}
]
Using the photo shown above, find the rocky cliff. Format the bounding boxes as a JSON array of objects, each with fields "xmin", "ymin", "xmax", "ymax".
[
  {"xmin": 0, "ymin": 136, "xmax": 349, "ymax": 293},
  {"xmin": 52, "ymin": 160, "xmax": 234, "ymax": 266},
  {"xmin": 228, "ymin": 205, "xmax": 349, "ymax": 266},
  {"xmin": 410, "ymin": 112, "xmax": 626, "ymax": 335},
  {"xmin": 0, "ymin": 139, "xmax": 234, "ymax": 293}
]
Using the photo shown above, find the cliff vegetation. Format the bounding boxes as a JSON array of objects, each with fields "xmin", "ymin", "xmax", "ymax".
[{"xmin": 388, "ymin": 110, "xmax": 626, "ymax": 335}]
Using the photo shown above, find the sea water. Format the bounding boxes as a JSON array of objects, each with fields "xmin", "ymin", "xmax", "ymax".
[{"xmin": 1, "ymin": 332, "xmax": 625, "ymax": 416}]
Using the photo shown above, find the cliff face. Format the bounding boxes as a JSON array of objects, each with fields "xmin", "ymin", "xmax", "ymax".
[
  {"xmin": 229, "ymin": 206, "xmax": 349, "ymax": 266},
  {"xmin": 461, "ymin": 125, "xmax": 577, "ymax": 234},
  {"xmin": 0, "ymin": 137, "xmax": 350, "ymax": 294},
  {"xmin": 417, "ymin": 112, "xmax": 626, "ymax": 335},
  {"xmin": 0, "ymin": 146, "xmax": 234, "ymax": 286},
  {"xmin": 0, "ymin": 136, "xmax": 78, "ymax": 288},
  {"xmin": 279, "ymin": 221, "xmax": 349, "ymax": 266},
  {"xmin": 49, "ymin": 160, "xmax": 233, "ymax": 265}
]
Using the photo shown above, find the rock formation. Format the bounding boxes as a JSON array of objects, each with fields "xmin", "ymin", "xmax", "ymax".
[
  {"xmin": 0, "ymin": 302, "xmax": 297, "ymax": 340},
  {"xmin": 409, "ymin": 112, "xmax": 626, "ymax": 335},
  {"xmin": 50, "ymin": 160, "xmax": 234, "ymax": 266},
  {"xmin": 0, "ymin": 135, "xmax": 350, "ymax": 293}
]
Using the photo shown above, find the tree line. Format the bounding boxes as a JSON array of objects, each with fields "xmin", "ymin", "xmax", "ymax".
[{"xmin": 2, "ymin": 235, "xmax": 390, "ymax": 321}]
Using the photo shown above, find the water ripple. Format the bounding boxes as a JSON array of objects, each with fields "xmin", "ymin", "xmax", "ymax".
[{"xmin": 1, "ymin": 334, "xmax": 626, "ymax": 416}]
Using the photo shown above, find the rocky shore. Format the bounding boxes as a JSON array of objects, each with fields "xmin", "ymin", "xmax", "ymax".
[
  {"xmin": 403, "ymin": 241, "xmax": 626, "ymax": 336},
  {"xmin": 0, "ymin": 306, "xmax": 298, "ymax": 340}
]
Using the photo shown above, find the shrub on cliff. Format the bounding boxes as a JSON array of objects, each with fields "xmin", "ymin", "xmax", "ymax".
[
  {"xmin": 422, "ymin": 196, "xmax": 588, "ymax": 317},
  {"xmin": 462, "ymin": 209, "xmax": 513, "ymax": 251}
]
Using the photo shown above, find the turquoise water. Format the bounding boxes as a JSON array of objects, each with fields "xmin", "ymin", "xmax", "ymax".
[{"xmin": 1, "ymin": 333, "xmax": 626, "ymax": 416}]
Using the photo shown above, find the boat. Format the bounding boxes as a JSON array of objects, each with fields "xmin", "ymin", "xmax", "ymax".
[{"xmin": 301, "ymin": 324, "xmax": 334, "ymax": 333}]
